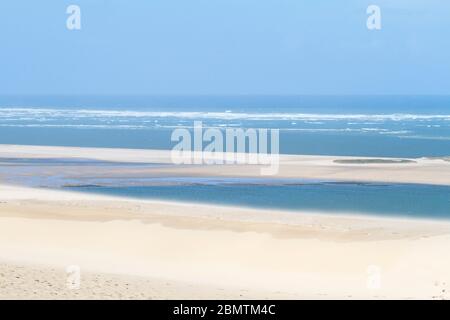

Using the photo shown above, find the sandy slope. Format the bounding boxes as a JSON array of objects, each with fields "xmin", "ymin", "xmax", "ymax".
[{"xmin": 0, "ymin": 184, "xmax": 450, "ymax": 299}]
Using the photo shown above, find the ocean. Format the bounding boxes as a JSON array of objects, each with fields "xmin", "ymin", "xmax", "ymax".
[
  {"xmin": 1, "ymin": 95, "xmax": 450, "ymax": 219},
  {"xmin": 1, "ymin": 95, "xmax": 450, "ymax": 157}
]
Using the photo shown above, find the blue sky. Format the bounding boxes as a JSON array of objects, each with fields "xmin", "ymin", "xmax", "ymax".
[{"xmin": 0, "ymin": 0, "xmax": 449, "ymax": 95}]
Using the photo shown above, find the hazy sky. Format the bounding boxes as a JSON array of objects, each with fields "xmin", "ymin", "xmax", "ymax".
[{"xmin": 0, "ymin": 0, "xmax": 449, "ymax": 95}]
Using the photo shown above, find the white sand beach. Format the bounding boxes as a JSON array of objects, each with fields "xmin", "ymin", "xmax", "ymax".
[{"xmin": 0, "ymin": 145, "xmax": 450, "ymax": 299}]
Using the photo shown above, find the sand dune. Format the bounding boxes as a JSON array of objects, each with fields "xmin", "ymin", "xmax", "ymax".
[{"xmin": 0, "ymin": 184, "xmax": 450, "ymax": 299}]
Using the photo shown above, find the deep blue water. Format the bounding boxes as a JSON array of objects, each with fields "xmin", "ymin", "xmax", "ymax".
[
  {"xmin": 1, "ymin": 95, "xmax": 450, "ymax": 157},
  {"xmin": 71, "ymin": 182, "xmax": 450, "ymax": 220}
]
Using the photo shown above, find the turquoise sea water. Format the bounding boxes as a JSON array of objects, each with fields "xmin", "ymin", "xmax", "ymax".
[
  {"xmin": 1, "ymin": 95, "xmax": 450, "ymax": 157},
  {"xmin": 70, "ymin": 182, "xmax": 450, "ymax": 220}
]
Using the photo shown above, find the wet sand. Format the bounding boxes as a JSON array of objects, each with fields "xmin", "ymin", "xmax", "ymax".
[{"xmin": 0, "ymin": 144, "xmax": 450, "ymax": 187}]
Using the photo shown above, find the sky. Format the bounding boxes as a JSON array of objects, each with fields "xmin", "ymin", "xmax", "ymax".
[{"xmin": 0, "ymin": 0, "xmax": 449, "ymax": 95}]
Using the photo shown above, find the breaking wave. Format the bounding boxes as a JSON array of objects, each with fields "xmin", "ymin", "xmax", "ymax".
[{"xmin": 1, "ymin": 107, "xmax": 450, "ymax": 121}]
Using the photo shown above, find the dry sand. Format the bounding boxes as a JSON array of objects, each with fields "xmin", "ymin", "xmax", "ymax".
[
  {"xmin": 0, "ymin": 185, "xmax": 449, "ymax": 299},
  {"xmin": 0, "ymin": 144, "xmax": 450, "ymax": 299}
]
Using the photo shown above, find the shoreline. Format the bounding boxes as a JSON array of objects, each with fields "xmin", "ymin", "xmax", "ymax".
[
  {"xmin": 1, "ymin": 183, "xmax": 449, "ymax": 226},
  {"xmin": 65, "ymin": 185, "xmax": 450, "ymax": 224}
]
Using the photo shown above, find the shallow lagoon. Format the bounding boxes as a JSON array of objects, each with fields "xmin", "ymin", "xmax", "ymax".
[{"xmin": 70, "ymin": 180, "xmax": 450, "ymax": 220}]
